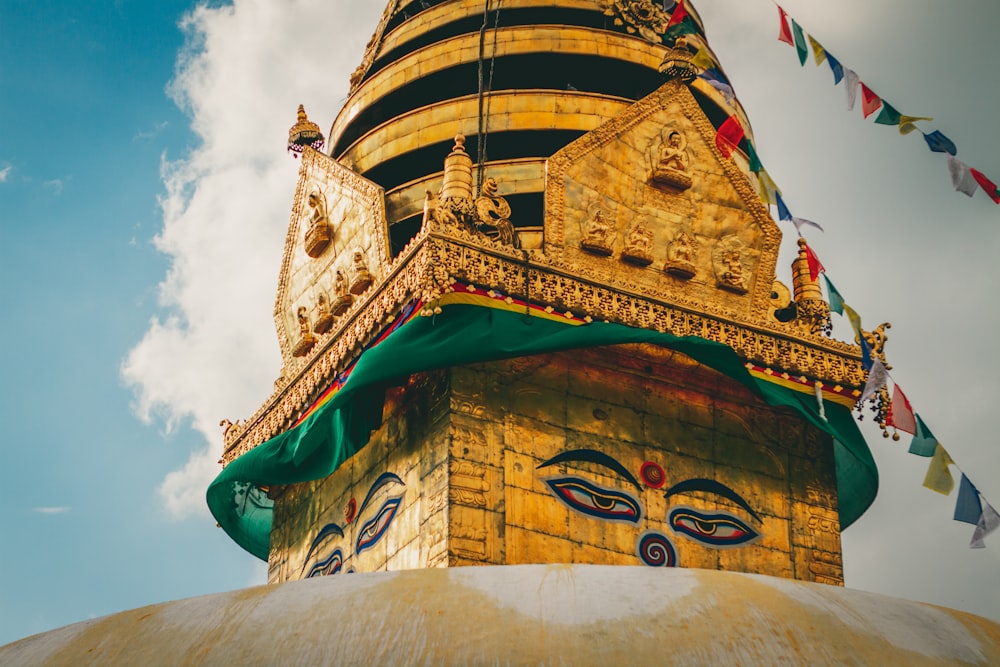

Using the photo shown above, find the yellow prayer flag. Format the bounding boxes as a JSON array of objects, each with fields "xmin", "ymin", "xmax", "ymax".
[
  {"xmin": 899, "ymin": 115, "xmax": 934, "ymax": 135},
  {"xmin": 842, "ymin": 303, "xmax": 863, "ymax": 337},
  {"xmin": 691, "ymin": 46, "xmax": 715, "ymax": 70},
  {"xmin": 922, "ymin": 443, "xmax": 955, "ymax": 495},
  {"xmin": 808, "ymin": 36, "xmax": 826, "ymax": 65},
  {"xmin": 757, "ymin": 169, "xmax": 781, "ymax": 204}
]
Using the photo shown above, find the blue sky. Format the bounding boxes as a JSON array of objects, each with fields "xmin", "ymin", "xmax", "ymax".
[{"xmin": 1, "ymin": 0, "xmax": 997, "ymax": 646}]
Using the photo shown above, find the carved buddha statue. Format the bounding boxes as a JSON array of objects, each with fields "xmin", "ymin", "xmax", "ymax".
[
  {"xmin": 621, "ymin": 220, "xmax": 655, "ymax": 266},
  {"xmin": 331, "ymin": 269, "xmax": 353, "ymax": 315},
  {"xmin": 652, "ymin": 129, "xmax": 694, "ymax": 191},
  {"xmin": 580, "ymin": 210, "xmax": 614, "ymax": 256},
  {"xmin": 665, "ymin": 230, "xmax": 697, "ymax": 279},
  {"xmin": 304, "ymin": 190, "xmax": 333, "ymax": 258},
  {"xmin": 349, "ymin": 249, "xmax": 373, "ymax": 295}
]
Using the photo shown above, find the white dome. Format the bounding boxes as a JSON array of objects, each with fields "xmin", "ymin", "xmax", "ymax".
[{"xmin": 3, "ymin": 565, "xmax": 998, "ymax": 665}]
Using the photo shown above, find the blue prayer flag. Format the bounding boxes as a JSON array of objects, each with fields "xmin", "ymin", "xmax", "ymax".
[
  {"xmin": 923, "ymin": 130, "xmax": 957, "ymax": 156},
  {"xmin": 776, "ymin": 191, "xmax": 792, "ymax": 221},
  {"xmin": 954, "ymin": 475, "xmax": 983, "ymax": 525},
  {"xmin": 859, "ymin": 335, "xmax": 873, "ymax": 371},
  {"xmin": 826, "ymin": 51, "xmax": 844, "ymax": 84}
]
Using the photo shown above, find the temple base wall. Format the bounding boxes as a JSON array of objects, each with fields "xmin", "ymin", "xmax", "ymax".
[{"xmin": 268, "ymin": 344, "xmax": 842, "ymax": 585}]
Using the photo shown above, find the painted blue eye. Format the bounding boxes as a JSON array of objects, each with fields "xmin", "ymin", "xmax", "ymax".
[
  {"xmin": 668, "ymin": 506, "xmax": 760, "ymax": 548},
  {"xmin": 542, "ymin": 476, "xmax": 642, "ymax": 523},
  {"xmin": 355, "ymin": 496, "xmax": 403, "ymax": 554},
  {"xmin": 306, "ymin": 548, "xmax": 344, "ymax": 578}
]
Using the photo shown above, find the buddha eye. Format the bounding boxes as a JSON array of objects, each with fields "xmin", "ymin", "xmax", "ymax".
[
  {"xmin": 306, "ymin": 548, "xmax": 343, "ymax": 578},
  {"xmin": 542, "ymin": 476, "xmax": 642, "ymax": 524},
  {"xmin": 668, "ymin": 506, "xmax": 760, "ymax": 548},
  {"xmin": 355, "ymin": 495, "xmax": 403, "ymax": 555}
]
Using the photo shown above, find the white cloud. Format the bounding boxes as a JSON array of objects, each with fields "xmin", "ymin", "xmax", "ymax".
[
  {"xmin": 33, "ymin": 507, "xmax": 71, "ymax": 515},
  {"xmin": 122, "ymin": 0, "xmax": 383, "ymax": 519},
  {"xmin": 43, "ymin": 178, "xmax": 63, "ymax": 194},
  {"xmin": 132, "ymin": 121, "xmax": 169, "ymax": 143},
  {"xmin": 0, "ymin": 165, "xmax": 11, "ymax": 183}
]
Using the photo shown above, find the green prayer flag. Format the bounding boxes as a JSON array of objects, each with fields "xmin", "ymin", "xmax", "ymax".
[
  {"xmin": 822, "ymin": 274, "xmax": 845, "ymax": 316},
  {"xmin": 874, "ymin": 100, "xmax": 902, "ymax": 126},
  {"xmin": 791, "ymin": 20, "xmax": 808, "ymax": 66},
  {"xmin": 909, "ymin": 414, "xmax": 939, "ymax": 457},
  {"xmin": 207, "ymin": 301, "xmax": 877, "ymax": 560},
  {"xmin": 663, "ymin": 17, "xmax": 697, "ymax": 42},
  {"xmin": 746, "ymin": 142, "xmax": 763, "ymax": 173}
]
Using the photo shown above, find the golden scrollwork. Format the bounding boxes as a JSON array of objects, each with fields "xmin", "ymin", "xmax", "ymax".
[{"xmin": 602, "ymin": 0, "xmax": 669, "ymax": 43}]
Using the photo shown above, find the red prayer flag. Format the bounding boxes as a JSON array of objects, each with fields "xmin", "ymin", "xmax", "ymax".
[
  {"xmin": 667, "ymin": 0, "xmax": 689, "ymax": 28},
  {"xmin": 859, "ymin": 83, "xmax": 882, "ymax": 119},
  {"xmin": 777, "ymin": 6, "xmax": 794, "ymax": 45},
  {"xmin": 887, "ymin": 384, "xmax": 918, "ymax": 435},
  {"xmin": 804, "ymin": 242, "xmax": 824, "ymax": 281},
  {"xmin": 970, "ymin": 168, "xmax": 1000, "ymax": 204},
  {"xmin": 715, "ymin": 115, "xmax": 744, "ymax": 158}
]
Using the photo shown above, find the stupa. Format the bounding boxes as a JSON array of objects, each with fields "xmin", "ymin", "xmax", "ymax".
[{"xmin": 3, "ymin": 1, "xmax": 998, "ymax": 663}]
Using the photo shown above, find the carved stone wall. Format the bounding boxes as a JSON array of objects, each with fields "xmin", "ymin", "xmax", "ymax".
[{"xmin": 270, "ymin": 342, "xmax": 841, "ymax": 585}]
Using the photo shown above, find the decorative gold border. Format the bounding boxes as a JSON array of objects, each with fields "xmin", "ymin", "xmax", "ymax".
[{"xmin": 224, "ymin": 225, "xmax": 864, "ymax": 464}]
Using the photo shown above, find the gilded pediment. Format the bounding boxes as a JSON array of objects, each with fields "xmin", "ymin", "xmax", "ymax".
[
  {"xmin": 544, "ymin": 80, "xmax": 781, "ymax": 322},
  {"xmin": 274, "ymin": 148, "xmax": 391, "ymax": 366}
]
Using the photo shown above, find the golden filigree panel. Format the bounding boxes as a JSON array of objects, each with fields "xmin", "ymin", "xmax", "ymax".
[
  {"xmin": 274, "ymin": 147, "xmax": 392, "ymax": 366},
  {"xmin": 544, "ymin": 81, "xmax": 782, "ymax": 324}
]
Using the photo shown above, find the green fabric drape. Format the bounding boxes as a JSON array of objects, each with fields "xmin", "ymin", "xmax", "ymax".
[{"xmin": 208, "ymin": 303, "xmax": 877, "ymax": 560}]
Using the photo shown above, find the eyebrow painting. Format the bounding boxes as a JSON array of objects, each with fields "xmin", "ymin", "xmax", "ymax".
[
  {"xmin": 537, "ymin": 448, "xmax": 642, "ymax": 490},
  {"xmin": 663, "ymin": 478, "xmax": 763, "ymax": 524}
]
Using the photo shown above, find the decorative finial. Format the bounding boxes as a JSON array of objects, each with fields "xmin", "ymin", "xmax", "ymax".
[{"xmin": 287, "ymin": 104, "xmax": 325, "ymax": 158}]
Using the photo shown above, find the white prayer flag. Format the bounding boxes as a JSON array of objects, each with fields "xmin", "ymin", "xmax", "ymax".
[
  {"xmin": 947, "ymin": 155, "xmax": 978, "ymax": 197},
  {"xmin": 970, "ymin": 500, "xmax": 1000, "ymax": 549},
  {"xmin": 845, "ymin": 68, "xmax": 859, "ymax": 111}
]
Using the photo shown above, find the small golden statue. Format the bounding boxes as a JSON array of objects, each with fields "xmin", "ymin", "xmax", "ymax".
[
  {"xmin": 713, "ymin": 235, "xmax": 749, "ymax": 294},
  {"xmin": 665, "ymin": 231, "xmax": 697, "ymax": 279},
  {"xmin": 292, "ymin": 306, "xmax": 317, "ymax": 357},
  {"xmin": 475, "ymin": 177, "xmax": 519, "ymax": 247},
  {"xmin": 313, "ymin": 293, "xmax": 334, "ymax": 334},
  {"xmin": 304, "ymin": 190, "xmax": 333, "ymax": 258},
  {"xmin": 331, "ymin": 270, "xmax": 353, "ymax": 315},
  {"xmin": 580, "ymin": 210, "xmax": 614, "ymax": 256},
  {"xmin": 621, "ymin": 220, "xmax": 655, "ymax": 266},
  {"xmin": 651, "ymin": 129, "xmax": 693, "ymax": 191},
  {"xmin": 349, "ymin": 249, "xmax": 373, "ymax": 295}
]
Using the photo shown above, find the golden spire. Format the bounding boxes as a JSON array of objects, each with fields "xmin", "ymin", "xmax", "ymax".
[{"xmin": 287, "ymin": 104, "xmax": 325, "ymax": 157}]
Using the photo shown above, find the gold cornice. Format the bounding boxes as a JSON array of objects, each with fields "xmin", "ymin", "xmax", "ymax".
[{"xmin": 223, "ymin": 228, "xmax": 864, "ymax": 465}]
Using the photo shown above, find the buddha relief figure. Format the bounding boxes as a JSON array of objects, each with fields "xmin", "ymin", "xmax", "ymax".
[
  {"xmin": 665, "ymin": 230, "xmax": 697, "ymax": 279},
  {"xmin": 651, "ymin": 129, "xmax": 693, "ymax": 191},
  {"xmin": 304, "ymin": 189, "xmax": 333, "ymax": 258},
  {"xmin": 580, "ymin": 210, "xmax": 614, "ymax": 256},
  {"xmin": 349, "ymin": 249, "xmax": 373, "ymax": 295},
  {"xmin": 713, "ymin": 235, "xmax": 750, "ymax": 294},
  {"xmin": 331, "ymin": 269, "xmax": 353, "ymax": 315},
  {"xmin": 313, "ymin": 293, "xmax": 334, "ymax": 335},
  {"xmin": 292, "ymin": 306, "xmax": 317, "ymax": 357},
  {"xmin": 621, "ymin": 220, "xmax": 655, "ymax": 266}
]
